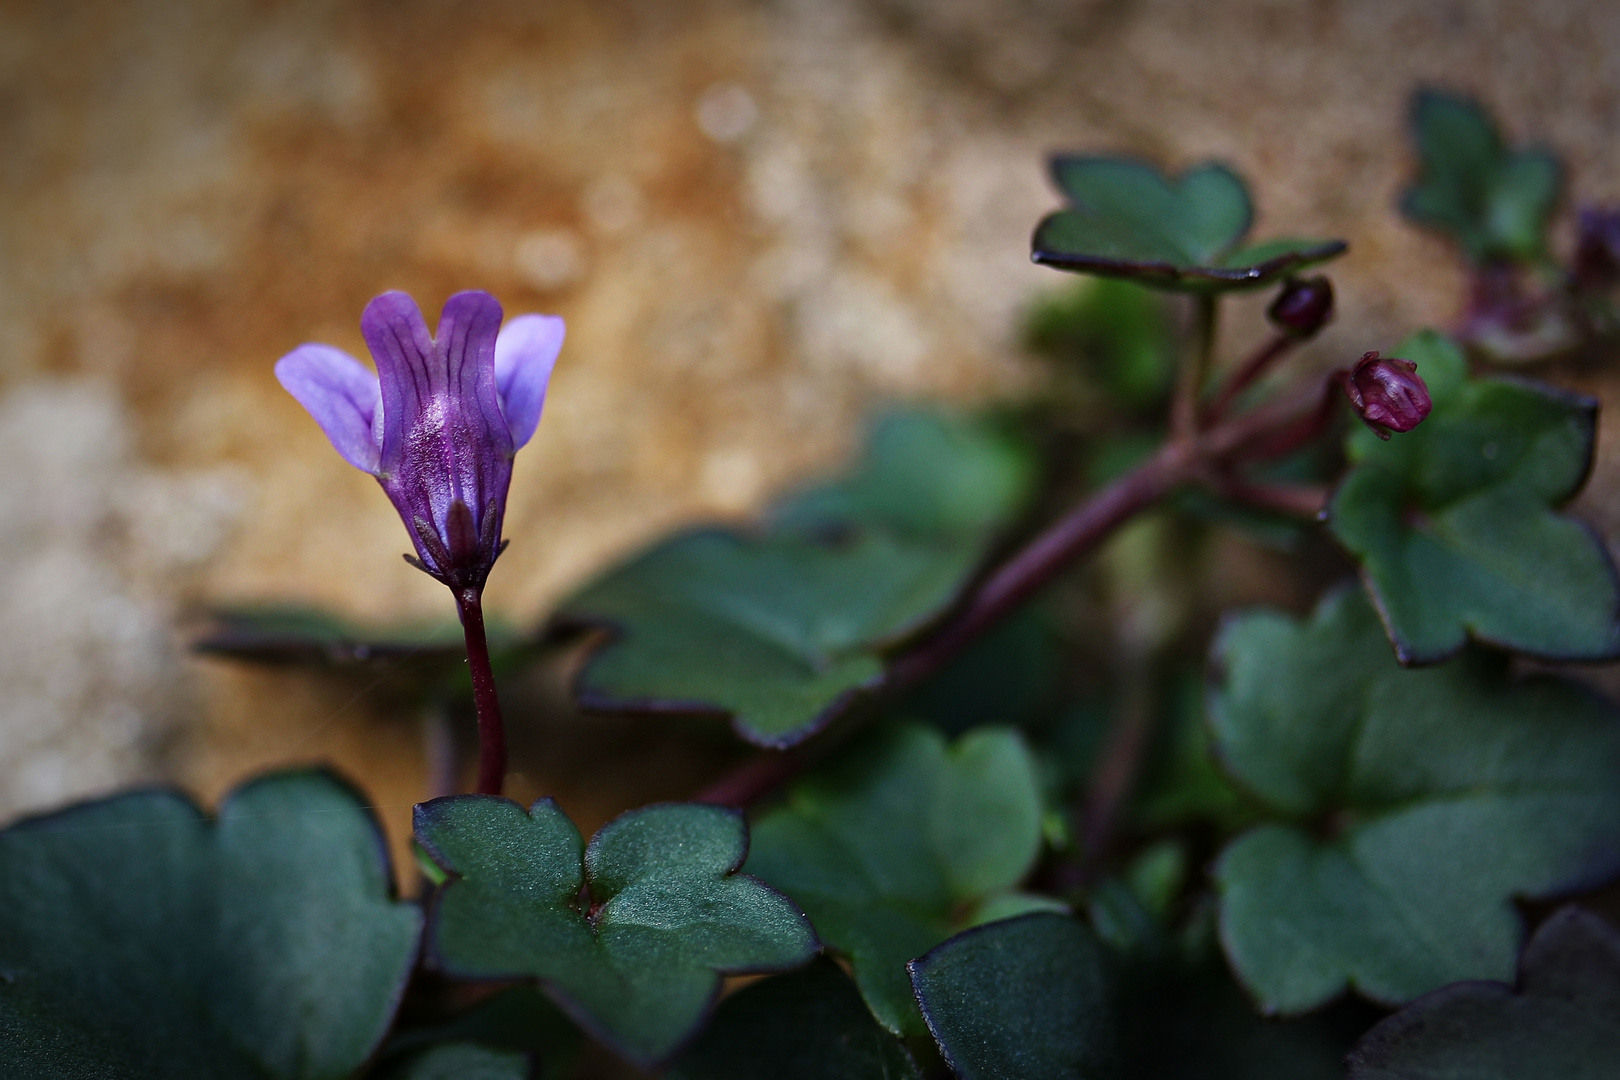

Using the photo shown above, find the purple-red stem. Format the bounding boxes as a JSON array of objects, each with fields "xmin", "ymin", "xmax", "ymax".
[
  {"xmin": 885, "ymin": 442, "xmax": 1190, "ymax": 692},
  {"xmin": 699, "ymin": 361, "xmax": 1354, "ymax": 810},
  {"xmin": 455, "ymin": 589, "xmax": 507, "ymax": 796},
  {"xmin": 1206, "ymin": 332, "xmax": 1296, "ymax": 420}
]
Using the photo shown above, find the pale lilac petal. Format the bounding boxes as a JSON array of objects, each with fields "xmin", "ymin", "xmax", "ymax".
[
  {"xmin": 274, "ymin": 344, "xmax": 382, "ymax": 474},
  {"xmin": 494, "ymin": 314, "xmax": 565, "ymax": 449}
]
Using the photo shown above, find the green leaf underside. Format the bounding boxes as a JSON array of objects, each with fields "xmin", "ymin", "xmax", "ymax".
[
  {"xmin": 1348, "ymin": 907, "xmax": 1620, "ymax": 1079},
  {"xmin": 415, "ymin": 798, "xmax": 818, "ymax": 1067},
  {"xmin": 382, "ymin": 1043, "xmax": 534, "ymax": 1080},
  {"xmin": 667, "ymin": 960, "xmax": 919, "ymax": 1080},
  {"xmin": 1210, "ymin": 587, "xmax": 1620, "ymax": 1014},
  {"xmin": 1031, "ymin": 156, "xmax": 1345, "ymax": 291},
  {"xmin": 746, "ymin": 723, "xmax": 1058, "ymax": 1035},
  {"xmin": 0, "ymin": 771, "xmax": 421, "ymax": 1080},
  {"xmin": 910, "ymin": 912, "xmax": 1358, "ymax": 1080},
  {"xmin": 558, "ymin": 409, "xmax": 1035, "ymax": 747},
  {"xmin": 1328, "ymin": 330, "xmax": 1618, "ymax": 662},
  {"xmin": 195, "ymin": 604, "xmax": 527, "ymax": 672},
  {"xmin": 1401, "ymin": 90, "xmax": 1562, "ymax": 264}
]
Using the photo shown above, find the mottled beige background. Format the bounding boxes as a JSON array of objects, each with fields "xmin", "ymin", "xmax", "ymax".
[{"xmin": 3, "ymin": 0, "xmax": 1620, "ymax": 860}]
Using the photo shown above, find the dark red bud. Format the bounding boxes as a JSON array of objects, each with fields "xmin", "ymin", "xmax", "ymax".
[
  {"xmin": 1343, "ymin": 351, "xmax": 1431, "ymax": 439},
  {"xmin": 1268, "ymin": 276, "xmax": 1335, "ymax": 338}
]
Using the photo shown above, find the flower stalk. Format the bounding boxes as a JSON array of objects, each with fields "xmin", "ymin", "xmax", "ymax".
[{"xmin": 454, "ymin": 588, "xmax": 507, "ymax": 796}]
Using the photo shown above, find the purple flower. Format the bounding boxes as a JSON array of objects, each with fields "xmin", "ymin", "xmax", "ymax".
[
  {"xmin": 1342, "ymin": 351, "xmax": 1431, "ymax": 439},
  {"xmin": 276, "ymin": 290, "xmax": 564, "ymax": 595}
]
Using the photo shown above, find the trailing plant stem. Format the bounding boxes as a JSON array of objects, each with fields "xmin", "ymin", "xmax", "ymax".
[
  {"xmin": 455, "ymin": 589, "xmax": 507, "ymax": 796},
  {"xmin": 700, "ymin": 368, "xmax": 1350, "ymax": 808},
  {"xmin": 1208, "ymin": 332, "xmax": 1296, "ymax": 419},
  {"xmin": 887, "ymin": 442, "xmax": 1191, "ymax": 692}
]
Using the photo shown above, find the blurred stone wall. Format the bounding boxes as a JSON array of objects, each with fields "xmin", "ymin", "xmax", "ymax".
[{"xmin": 2, "ymin": 0, "xmax": 1619, "ymax": 852}]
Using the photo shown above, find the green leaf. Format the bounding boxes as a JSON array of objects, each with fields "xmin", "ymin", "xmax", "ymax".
[
  {"xmin": 193, "ymin": 605, "xmax": 536, "ymax": 693},
  {"xmin": 1348, "ymin": 907, "xmax": 1620, "ymax": 1079},
  {"xmin": 1328, "ymin": 330, "xmax": 1618, "ymax": 662},
  {"xmin": 746, "ymin": 722, "xmax": 1057, "ymax": 1035},
  {"xmin": 557, "ymin": 409, "xmax": 1035, "ymax": 747},
  {"xmin": 1032, "ymin": 157, "xmax": 1345, "ymax": 291},
  {"xmin": 0, "ymin": 770, "xmax": 422, "ymax": 1080},
  {"xmin": 414, "ymin": 798, "xmax": 818, "ymax": 1067},
  {"xmin": 909, "ymin": 912, "xmax": 1362, "ymax": 1079},
  {"xmin": 1130, "ymin": 671, "xmax": 1258, "ymax": 834},
  {"xmin": 382, "ymin": 986, "xmax": 582, "ymax": 1080},
  {"xmin": 1210, "ymin": 587, "xmax": 1620, "ymax": 1014},
  {"xmin": 912, "ymin": 913, "xmax": 1113, "ymax": 1079},
  {"xmin": 1401, "ymin": 90, "xmax": 1562, "ymax": 265},
  {"xmin": 380, "ymin": 1043, "xmax": 534, "ymax": 1080},
  {"xmin": 667, "ymin": 960, "xmax": 920, "ymax": 1080}
]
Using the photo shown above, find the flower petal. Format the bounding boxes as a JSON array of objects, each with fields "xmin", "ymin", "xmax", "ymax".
[
  {"xmin": 436, "ymin": 290, "xmax": 510, "ymax": 459},
  {"xmin": 274, "ymin": 343, "xmax": 382, "ymax": 474},
  {"xmin": 493, "ymin": 314, "xmax": 565, "ymax": 449},
  {"xmin": 361, "ymin": 291, "xmax": 439, "ymax": 478}
]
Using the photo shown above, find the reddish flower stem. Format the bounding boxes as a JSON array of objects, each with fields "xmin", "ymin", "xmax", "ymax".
[
  {"xmin": 455, "ymin": 589, "xmax": 507, "ymax": 796},
  {"xmin": 697, "ymin": 368, "xmax": 1355, "ymax": 810},
  {"xmin": 884, "ymin": 441, "xmax": 1193, "ymax": 693},
  {"xmin": 1206, "ymin": 332, "xmax": 1297, "ymax": 420}
]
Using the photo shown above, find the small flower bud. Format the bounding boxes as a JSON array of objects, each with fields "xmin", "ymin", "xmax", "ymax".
[
  {"xmin": 1342, "ymin": 351, "xmax": 1431, "ymax": 439},
  {"xmin": 1267, "ymin": 276, "xmax": 1335, "ymax": 338}
]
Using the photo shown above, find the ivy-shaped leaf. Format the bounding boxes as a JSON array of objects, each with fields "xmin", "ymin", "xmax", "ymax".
[
  {"xmin": 909, "ymin": 912, "xmax": 1363, "ymax": 1080},
  {"xmin": 556, "ymin": 409, "xmax": 1035, "ymax": 747},
  {"xmin": 0, "ymin": 770, "xmax": 422, "ymax": 1079},
  {"xmin": 745, "ymin": 723, "xmax": 1059, "ymax": 1035},
  {"xmin": 1348, "ymin": 906, "xmax": 1620, "ymax": 1079},
  {"xmin": 414, "ymin": 798, "xmax": 819, "ymax": 1067},
  {"xmin": 667, "ymin": 960, "xmax": 919, "ymax": 1080},
  {"xmin": 1031, "ymin": 157, "xmax": 1346, "ymax": 291},
  {"xmin": 1210, "ymin": 587, "xmax": 1620, "ymax": 1014},
  {"xmin": 1401, "ymin": 90, "xmax": 1562, "ymax": 265},
  {"xmin": 1328, "ymin": 330, "xmax": 1619, "ymax": 663}
]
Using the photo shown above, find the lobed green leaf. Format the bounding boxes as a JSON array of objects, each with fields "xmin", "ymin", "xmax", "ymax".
[
  {"xmin": 1401, "ymin": 90, "xmax": 1562, "ymax": 265},
  {"xmin": 1348, "ymin": 906, "xmax": 1620, "ymax": 1079},
  {"xmin": 746, "ymin": 722, "xmax": 1057, "ymax": 1035},
  {"xmin": 1031, "ymin": 156, "xmax": 1345, "ymax": 291},
  {"xmin": 414, "ymin": 798, "xmax": 818, "ymax": 1067},
  {"xmin": 1328, "ymin": 330, "xmax": 1618, "ymax": 662},
  {"xmin": 1210, "ymin": 587, "xmax": 1620, "ymax": 1014},
  {"xmin": 0, "ymin": 770, "xmax": 421, "ymax": 1079},
  {"xmin": 557, "ymin": 409, "xmax": 1035, "ymax": 747}
]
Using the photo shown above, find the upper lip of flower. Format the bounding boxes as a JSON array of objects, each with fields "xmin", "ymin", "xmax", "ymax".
[
  {"xmin": 275, "ymin": 290, "xmax": 564, "ymax": 476},
  {"xmin": 274, "ymin": 289, "xmax": 565, "ymax": 589}
]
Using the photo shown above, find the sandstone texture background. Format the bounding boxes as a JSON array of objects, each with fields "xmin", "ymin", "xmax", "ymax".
[{"xmin": 3, "ymin": 0, "xmax": 1619, "ymax": 862}]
